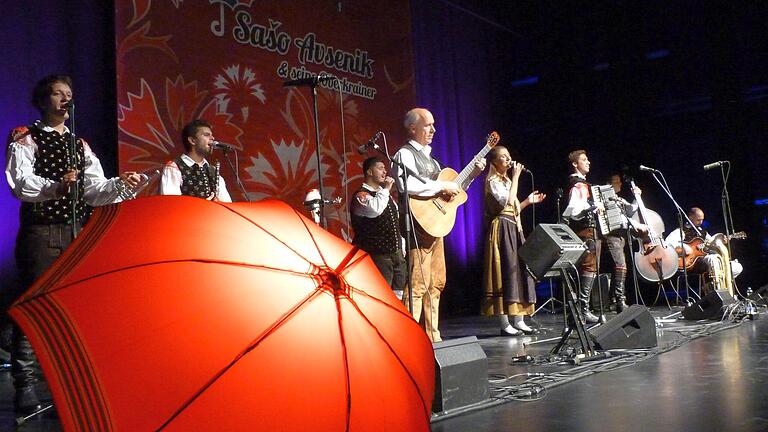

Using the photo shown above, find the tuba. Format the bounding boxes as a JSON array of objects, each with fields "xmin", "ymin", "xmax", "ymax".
[{"xmin": 705, "ymin": 233, "xmax": 733, "ymax": 297}]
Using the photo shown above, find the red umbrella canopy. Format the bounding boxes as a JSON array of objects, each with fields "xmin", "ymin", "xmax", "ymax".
[{"xmin": 10, "ymin": 196, "xmax": 434, "ymax": 431}]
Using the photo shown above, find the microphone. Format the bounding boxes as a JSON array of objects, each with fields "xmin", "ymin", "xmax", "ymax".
[
  {"xmin": 703, "ymin": 161, "xmax": 727, "ymax": 171},
  {"xmin": 357, "ymin": 131, "xmax": 383, "ymax": 154},
  {"xmin": 62, "ymin": 100, "xmax": 74, "ymax": 112},
  {"xmin": 282, "ymin": 74, "xmax": 336, "ymax": 87},
  {"xmin": 210, "ymin": 141, "xmax": 233, "ymax": 151},
  {"xmin": 639, "ymin": 164, "xmax": 659, "ymax": 173}
]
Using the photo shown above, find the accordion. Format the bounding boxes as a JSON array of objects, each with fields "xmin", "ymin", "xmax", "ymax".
[{"xmin": 591, "ymin": 185, "xmax": 628, "ymax": 236}]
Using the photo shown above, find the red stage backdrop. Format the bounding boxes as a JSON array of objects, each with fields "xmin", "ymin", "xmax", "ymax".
[{"xmin": 116, "ymin": 1, "xmax": 415, "ymax": 239}]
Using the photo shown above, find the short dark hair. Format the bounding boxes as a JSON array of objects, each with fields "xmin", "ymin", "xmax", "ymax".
[
  {"xmin": 181, "ymin": 119, "xmax": 212, "ymax": 151},
  {"xmin": 362, "ymin": 156, "xmax": 384, "ymax": 174},
  {"xmin": 568, "ymin": 149, "xmax": 586, "ymax": 165},
  {"xmin": 32, "ymin": 75, "xmax": 73, "ymax": 113}
]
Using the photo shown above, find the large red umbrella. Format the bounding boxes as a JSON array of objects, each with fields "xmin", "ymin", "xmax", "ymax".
[{"xmin": 10, "ymin": 197, "xmax": 434, "ymax": 431}]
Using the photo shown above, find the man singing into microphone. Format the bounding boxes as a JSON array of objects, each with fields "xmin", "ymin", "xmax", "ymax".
[
  {"xmin": 5, "ymin": 74, "xmax": 142, "ymax": 414},
  {"xmin": 393, "ymin": 108, "xmax": 486, "ymax": 342},
  {"xmin": 159, "ymin": 119, "xmax": 231, "ymax": 201},
  {"xmin": 350, "ymin": 157, "xmax": 406, "ymax": 299}
]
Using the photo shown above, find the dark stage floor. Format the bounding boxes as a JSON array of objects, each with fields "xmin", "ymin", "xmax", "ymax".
[{"xmin": 1, "ymin": 303, "xmax": 766, "ymax": 431}]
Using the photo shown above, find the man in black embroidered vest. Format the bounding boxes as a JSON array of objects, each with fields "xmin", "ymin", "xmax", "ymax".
[
  {"xmin": 159, "ymin": 119, "xmax": 231, "ymax": 201},
  {"xmin": 4, "ymin": 74, "xmax": 142, "ymax": 414},
  {"xmin": 351, "ymin": 157, "xmax": 406, "ymax": 299},
  {"xmin": 392, "ymin": 108, "xmax": 486, "ymax": 342}
]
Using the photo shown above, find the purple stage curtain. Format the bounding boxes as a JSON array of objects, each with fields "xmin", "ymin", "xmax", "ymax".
[
  {"xmin": 410, "ymin": 0, "xmax": 520, "ymax": 268},
  {"xmin": 0, "ymin": 2, "xmax": 117, "ymax": 299}
]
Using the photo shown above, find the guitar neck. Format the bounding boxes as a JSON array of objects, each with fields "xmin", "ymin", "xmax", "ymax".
[{"xmin": 455, "ymin": 143, "xmax": 493, "ymax": 190}]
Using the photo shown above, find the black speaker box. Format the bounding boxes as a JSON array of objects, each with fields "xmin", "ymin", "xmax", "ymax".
[
  {"xmin": 748, "ymin": 284, "xmax": 768, "ymax": 306},
  {"xmin": 518, "ymin": 224, "xmax": 587, "ymax": 280},
  {"xmin": 432, "ymin": 336, "xmax": 489, "ymax": 413},
  {"xmin": 682, "ymin": 289, "xmax": 735, "ymax": 320},
  {"xmin": 589, "ymin": 305, "xmax": 657, "ymax": 350}
]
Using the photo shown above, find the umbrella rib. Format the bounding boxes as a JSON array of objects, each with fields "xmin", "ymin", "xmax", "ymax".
[
  {"xmin": 12, "ymin": 259, "xmax": 314, "ymax": 302},
  {"xmin": 156, "ymin": 287, "xmax": 325, "ymax": 431},
  {"xmin": 334, "ymin": 293, "xmax": 353, "ymax": 432},
  {"xmin": 295, "ymin": 210, "xmax": 334, "ymax": 268},
  {"xmin": 344, "ymin": 288, "xmax": 432, "ymax": 422},
  {"xmin": 214, "ymin": 203, "xmax": 325, "ymax": 267}
]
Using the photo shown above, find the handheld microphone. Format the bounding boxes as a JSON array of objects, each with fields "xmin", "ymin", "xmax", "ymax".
[
  {"xmin": 639, "ymin": 164, "xmax": 658, "ymax": 173},
  {"xmin": 357, "ymin": 131, "xmax": 383, "ymax": 154},
  {"xmin": 283, "ymin": 74, "xmax": 336, "ymax": 87},
  {"xmin": 703, "ymin": 161, "xmax": 727, "ymax": 171},
  {"xmin": 210, "ymin": 141, "xmax": 233, "ymax": 151}
]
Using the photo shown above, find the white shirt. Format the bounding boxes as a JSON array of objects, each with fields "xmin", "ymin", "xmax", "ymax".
[
  {"xmin": 562, "ymin": 173, "xmax": 591, "ymax": 220},
  {"xmin": 159, "ymin": 154, "xmax": 232, "ymax": 202},
  {"xmin": 665, "ymin": 227, "xmax": 710, "ymax": 246},
  {"xmin": 392, "ymin": 140, "xmax": 444, "ymax": 197},
  {"xmin": 487, "ymin": 176, "xmax": 513, "ymax": 207},
  {"xmin": 5, "ymin": 123, "xmax": 125, "ymax": 206},
  {"xmin": 351, "ymin": 183, "xmax": 394, "ymax": 218}
]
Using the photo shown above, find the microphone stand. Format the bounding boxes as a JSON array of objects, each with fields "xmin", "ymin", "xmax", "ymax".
[
  {"xmin": 376, "ymin": 142, "xmax": 426, "ymax": 315},
  {"xmin": 717, "ymin": 162, "xmax": 735, "ymax": 258},
  {"xmin": 67, "ymin": 104, "xmax": 81, "ymax": 238},
  {"xmin": 285, "ymin": 76, "xmax": 327, "ymax": 227},
  {"xmin": 648, "ymin": 170, "xmax": 699, "ymax": 302},
  {"xmin": 220, "ymin": 147, "xmax": 250, "ymax": 202},
  {"xmin": 527, "ymin": 170, "xmax": 536, "ymax": 232}
]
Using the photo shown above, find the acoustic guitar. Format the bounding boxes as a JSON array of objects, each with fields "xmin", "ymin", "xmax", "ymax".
[
  {"xmin": 409, "ymin": 132, "xmax": 499, "ymax": 238},
  {"xmin": 630, "ymin": 180, "xmax": 679, "ymax": 282},
  {"xmin": 676, "ymin": 231, "xmax": 746, "ymax": 270}
]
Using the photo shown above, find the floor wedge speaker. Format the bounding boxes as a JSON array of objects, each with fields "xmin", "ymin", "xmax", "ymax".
[
  {"xmin": 682, "ymin": 289, "xmax": 735, "ymax": 320},
  {"xmin": 589, "ymin": 305, "xmax": 657, "ymax": 350},
  {"xmin": 432, "ymin": 336, "xmax": 489, "ymax": 413}
]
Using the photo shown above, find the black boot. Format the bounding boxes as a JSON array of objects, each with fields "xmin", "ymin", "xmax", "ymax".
[
  {"xmin": 12, "ymin": 330, "xmax": 41, "ymax": 414},
  {"xmin": 579, "ymin": 274, "xmax": 599, "ymax": 324},
  {"xmin": 613, "ymin": 270, "xmax": 628, "ymax": 313}
]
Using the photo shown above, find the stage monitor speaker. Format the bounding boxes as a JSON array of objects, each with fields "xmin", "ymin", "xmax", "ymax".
[
  {"xmin": 432, "ymin": 336, "xmax": 489, "ymax": 413},
  {"xmin": 589, "ymin": 305, "xmax": 657, "ymax": 350},
  {"xmin": 518, "ymin": 224, "xmax": 587, "ymax": 280},
  {"xmin": 682, "ymin": 289, "xmax": 735, "ymax": 320},
  {"xmin": 748, "ymin": 284, "xmax": 768, "ymax": 306}
]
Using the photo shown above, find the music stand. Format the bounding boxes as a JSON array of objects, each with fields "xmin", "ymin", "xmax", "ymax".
[{"xmin": 519, "ymin": 224, "xmax": 598, "ymax": 357}]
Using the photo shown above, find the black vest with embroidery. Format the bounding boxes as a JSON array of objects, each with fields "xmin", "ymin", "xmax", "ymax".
[
  {"xmin": 20, "ymin": 126, "xmax": 90, "ymax": 225},
  {"xmin": 399, "ymin": 143, "xmax": 440, "ymax": 180},
  {"xmin": 175, "ymin": 156, "xmax": 216, "ymax": 198},
  {"xmin": 351, "ymin": 188, "xmax": 401, "ymax": 255},
  {"xmin": 566, "ymin": 174, "xmax": 595, "ymax": 230}
]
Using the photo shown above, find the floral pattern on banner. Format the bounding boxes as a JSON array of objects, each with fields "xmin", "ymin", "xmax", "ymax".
[{"xmin": 116, "ymin": 1, "xmax": 415, "ymax": 239}]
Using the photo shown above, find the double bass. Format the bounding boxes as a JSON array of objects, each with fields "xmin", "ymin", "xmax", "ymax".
[{"xmin": 629, "ymin": 180, "xmax": 678, "ymax": 282}]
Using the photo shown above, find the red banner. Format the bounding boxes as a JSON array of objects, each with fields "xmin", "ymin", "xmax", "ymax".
[{"xmin": 116, "ymin": 0, "xmax": 415, "ymax": 238}]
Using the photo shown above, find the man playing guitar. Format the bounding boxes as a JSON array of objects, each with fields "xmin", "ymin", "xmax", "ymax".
[
  {"xmin": 665, "ymin": 207, "xmax": 743, "ymax": 290},
  {"xmin": 393, "ymin": 108, "xmax": 486, "ymax": 342}
]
